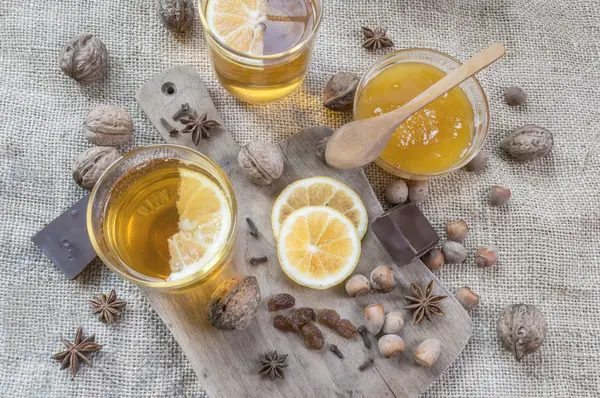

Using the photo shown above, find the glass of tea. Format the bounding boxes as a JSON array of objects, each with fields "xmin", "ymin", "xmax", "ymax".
[
  {"xmin": 354, "ymin": 48, "xmax": 490, "ymax": 180},
  {"xmin": 198, "ymin": 0, "xmax": 323, "ymax": 104},
  {"xmin": 87, "ymin": 145, "xmax": 237, "ymax": 292}
]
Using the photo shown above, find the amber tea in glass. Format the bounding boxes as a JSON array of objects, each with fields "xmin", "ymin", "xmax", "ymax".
[
  {"xmin": 199, "ymin": 0, "xmax": 323, "ymax": 103},
  {"xmin": 87, "ymin": 145, "xmax": 237, "ymax": 291}
]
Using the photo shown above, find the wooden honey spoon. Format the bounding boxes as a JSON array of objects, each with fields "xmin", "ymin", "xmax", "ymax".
[{"xmin": 325, "ymin": 43, "xmax": 506, "ymax": 170}]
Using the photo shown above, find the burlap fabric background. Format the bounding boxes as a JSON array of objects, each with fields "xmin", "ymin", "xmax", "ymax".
[{"xmin": 1, "ymin": 0, "xmax": 599, "ymax": 396}]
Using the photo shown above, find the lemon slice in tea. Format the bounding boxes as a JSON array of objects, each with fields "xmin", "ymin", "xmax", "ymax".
[
  {"xmin": 167, "ymin": 168, "xmax": 232, "ymax": 281},
  {"xmin": 271, "ymin": 176, "xmax": 368, "ymax": 239}
]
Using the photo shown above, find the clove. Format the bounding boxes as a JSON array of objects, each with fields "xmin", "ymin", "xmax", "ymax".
[
  {"xmin": 358, "ymin": 357, "xmax": 374, "ymax": 371},
  {"xmin": 246, "ymin": 217, "xmax": 259, "ymax": 237},
  {"xmin": 328, "ymin": 344, "xmax": 344, "ymax": 359},
  {"xmin": 172, "ymin": 103, "xmax": 192, "ymax": 120},
  {"xmin": 160, "ymin": 117, "xmax": 179, "ymax": 137},
  {"xmin": 357, "ymin": 325, "xmax": 372, "ymax": 349},
  {"xmin": 249, "ymin": 256, "xmax": 268, "ymax": 265}
]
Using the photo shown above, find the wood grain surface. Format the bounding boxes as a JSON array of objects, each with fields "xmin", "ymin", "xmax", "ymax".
[{"xmin": 136, "ymin": 66, "xmax": 471, "ymax": 398}]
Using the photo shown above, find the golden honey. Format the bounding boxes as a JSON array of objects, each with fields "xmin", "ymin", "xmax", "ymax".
[{"xmin": 356, "ymin": 62, "xmax": 475, "ymax": 175}]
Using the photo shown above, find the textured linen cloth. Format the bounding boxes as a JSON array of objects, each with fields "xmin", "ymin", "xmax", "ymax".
[{"xmin": 1, "ymin": 0, "xmax": 599, "ymax": 396}]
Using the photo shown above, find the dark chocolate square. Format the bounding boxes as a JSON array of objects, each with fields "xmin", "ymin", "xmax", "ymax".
[
  {"xmin": 371, "ymin": 202, "xmax": 439, "ymax": 265},
  {"xmin": 31, "ymin": 195, "xmax": 97, "ymax": 279}
]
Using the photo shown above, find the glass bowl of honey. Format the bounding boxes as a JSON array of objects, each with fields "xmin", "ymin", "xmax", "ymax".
[{"xmin": 353, "ymin": 48, "xmax": 490, "ymax": 179}]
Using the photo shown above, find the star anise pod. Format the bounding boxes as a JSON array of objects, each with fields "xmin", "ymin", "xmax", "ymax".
[
  {"xmin": 90, "ymin": 289, "xmax": 126, "ymax": 323},
  {"xmin": 180, "ymin": 112, "xmax": 221, "ymax": 145},
  {"xmin": 404, "ymin": 280, "xmax": 447, "ymax": 325},
  {"xmin": 258, "ymin": 351, "xmax": 288, "ymax": 380},
  {"xmin": 52, "ymin": 327, "xmax": 103, "ymax": 377},
  {"xmin": 362, "ymin": 27, "xmax": 394, "ymax": 49}
]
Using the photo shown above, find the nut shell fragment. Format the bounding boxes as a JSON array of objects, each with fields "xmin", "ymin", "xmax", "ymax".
[{"xmin": 207, "ymin": 276, "xmax": 261, "ymax": 330}]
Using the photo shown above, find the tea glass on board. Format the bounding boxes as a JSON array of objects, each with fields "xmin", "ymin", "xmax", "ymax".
[
  {"xmin": 87, "ymin": 145, "xmax": 237, "ymax": 292},
  {"xmin": 198, "ymin": 0, "xmax": 323, "ymax": 104}
]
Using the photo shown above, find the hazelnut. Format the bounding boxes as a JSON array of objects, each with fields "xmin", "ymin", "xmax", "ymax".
[
  {"xmin": 464, "ymin": 151, "xmax": 488, "ymax": 172},
  {"xmin": 442, "ymin": 241, "xmax": 467, "ymax": 264},
  {"xmin": 384, "ymin": 180, "xmax": 408, "ymax": 205},
  {"xmin": 207, "ymin": 276, "xmax": 261, "ymax": 330},
  {"xmin": 489, "ymin": 185, "xmax": 511, "ymax": 206},
  {"xmin": 157, "ymin": 0, "xmax": 195, "ymax": 33},
  {"xmin": 500, "ymin": 124, "xmax": 553, "ymax": 162},
  {"xmin": 238, "ymin": 141, "xmax": 284, "ymax": 185},
  {"xmin": 315, "ymin": 136, "xmax": 330, "ymax": 162},
  {"xmin": 446, "ymin": 219, "xmax": 469, "ymax": 242},
  {"xmin": 456, "ymin": 287, "xmax": 480, "ymax": 311},
  {"xmin": 345, "ymin": 274, "xmax": 370, "ymax": 297},
  {"xmin": 58, "ymin": 34, "xmax": 108, "ymax": 84},
  {"xmin": 84, "ymin": 105, "xmax": 133, "ymax": 146},
  {"xmin": 408, "ymin": 180, "xmax": 428, "ymax": 203},
  {"xmin": 370, "ymin": 265, "xmax": 396, "ymax": 293},
  {"xmin": 378, "ymin": 334, "xmax": 405, "ymax": 358},
  {"xmin": 72, "ymin": 146, "xmax": 120, "ymax": 190},
  {"xmin": 381, "ymin": 311, "xmax": 404, "ymax": 334},
  {"xmin": 323, "ymin": 72, "xmax": 360, "ymax": 111},
  {"xmin": 421, "ymin": 249, "xmax": 444, "ymax": 273},
  {"xmin": 414, "ymin": 339, "xmax": 441, "ymax": 367},
  {"xmin": 504, "ymin": 85, "xmax": 527, "ymax": 106},
  {"xmin": 475, "ymin": 247, "xmax": 499, "ymax": 267},
  {"xmin": 364, "ymin": 304, "xmax": 385, "ymax": 335},
  {"xmin": 497, "ymin": 304, "xmax": 547, "ymax": 361}
]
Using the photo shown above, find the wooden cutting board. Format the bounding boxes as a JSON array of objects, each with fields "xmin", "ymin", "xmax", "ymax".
[{"xmin": 136, "ymin": 66, "xmax": 471, "ymax": 398}]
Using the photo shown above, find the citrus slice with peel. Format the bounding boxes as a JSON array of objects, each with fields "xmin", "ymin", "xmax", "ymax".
[
  {"xmin": 271, "ymin": 177, "xmax": 368, "ymax": 239},
  {"xmin": 167, "ymin": 168, "xmax": 232, "ymax": 281},
  {"xmin": 277, "ymin": 206, "xmax": 361, "ymax": 289},
  {"xmin": 206, "ymin": 0, "xmax": 266, "ymax": 55}
]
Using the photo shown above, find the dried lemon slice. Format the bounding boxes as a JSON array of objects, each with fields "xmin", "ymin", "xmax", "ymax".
[
  {"xmin": 277, "ymin": 206, "xmax": 361, "ymax": 289},
  {"xmin": 271, "ymin": 176, "xmax": 368, "ymax": 239},
  {"xmin": 167, "ymin": 168, "xmax": 232, "ymax": 281},
  {"xmin": 206, "ymin": 0, "xmax": 267, "ymax": 55}
]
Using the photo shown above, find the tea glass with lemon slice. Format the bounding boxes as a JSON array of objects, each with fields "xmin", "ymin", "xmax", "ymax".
[
  {"xmin": 198, "ymin": 0, "xmax": 323, "ymax": 103},
  {"xmin": 87, "ymin": 145, "xmax": 237, "ymax": 292}
]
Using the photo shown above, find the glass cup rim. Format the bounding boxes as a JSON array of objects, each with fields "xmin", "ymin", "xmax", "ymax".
[
  {"xmin": 87, "ymin": 144, "xmax": 238, "ymax": 290},
  {"xmin": 353, "ymin": 47, "xmax": 490, "ymax": 179},
  {"xmin": 197, "ymin": 0, "xmax": 324, "ymax": 61}
]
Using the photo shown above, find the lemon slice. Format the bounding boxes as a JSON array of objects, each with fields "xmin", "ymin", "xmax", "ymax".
[
  {"xmin": 271, "ymin": 177, "xmax": 368, "ymax": 239},
  {"xmin": 277, "ymin": 206, "xmax": 361, "ymax": 289},
  {"xmin": 206, "ymin": 0, "xmax": 266, "ymax": 55},
  {"xmin": 167, "ymin": 168, "xmax": 232, "ymax": 281}
]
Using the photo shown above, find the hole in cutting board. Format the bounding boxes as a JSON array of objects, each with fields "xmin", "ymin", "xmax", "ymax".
[{"xmin": 161, "ymin": 82, "xmax": 177, "ymax": 96}]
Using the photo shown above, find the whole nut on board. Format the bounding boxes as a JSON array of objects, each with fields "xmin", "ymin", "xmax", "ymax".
[
  {"xmin": 238, "ymin": 141, "xmax": 284, "ymax": 185},
  {"xmin": 58, "ymin": 34, "xmax": 108, "ymax": 84},
  {"xmin": 84, "ymin": 105, "xmax": 133, "ymax": 146},
  {"xmin": 378, "ymin": 334, "xmax": 405, "ymax": 358},
  {"xmin": 414, "ymin": 339, "xmax": 441, "ymax": 367},
  {"xmin": 72, "ymin": 146, "xmax": 120, "ymax": 190},
  {"xmin": 207, "ymin": 276, "xmax": 261, "ymax": 330},
  {"xmin": 157, "ymin": 0, "xmax": 195, "ymax": 33},
  {"xmin": 323, "ymin": 72, "xmax": 360, "ymax": 111},
  {"xmin": 381, "ymin": 311, "xmax": 404, "ymax": 334},
  {"xmin": 370, "ymin": 265, "xmax": 396, "ymax": 293},
  {"xmin": 364, "ymin": 304, "xmax": 385, "ymax": 335},
  {"xmin": 497, "ymin": 304, "xmax": 547, "ymax": 361},
  {"xmin": 345, "ymin": 274, "xmax": 371, "ymax": 297}
]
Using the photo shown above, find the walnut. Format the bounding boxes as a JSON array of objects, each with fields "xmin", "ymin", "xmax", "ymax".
[
  {"xmin": 504, "ymin": 85, "xmax": 527, "ymax": 106},
  {"xmin": 207, "ymin": 276, "xmax": 261, "ymax": 330},
  {"xmin": 238, "ymin": 141, "xmax": 284, "ymax": 185},
  {"xmin": 323, "ymin": 72, "xmax": 360, "ymax": 111},
  {"xmin": 72, "ymin": 146, "xmax": 120, "ymax": 190},
  {"xmin": 497, "ymin": 304, "xmax": 547, "ymax": 361},
  {"xmin": 157, "ymin": 0, "xmax": 195, "ymax": 33},
  {"xmin": 84, "ymin": 105, "xmax": 133, "ymax": 146},
  {"xmin": 500, "ymin": 124, "xmax": 553, "ymax": 161},
  {"xmin": 58, "ymin": 35, "xmax": 108, "ymax": 84}
]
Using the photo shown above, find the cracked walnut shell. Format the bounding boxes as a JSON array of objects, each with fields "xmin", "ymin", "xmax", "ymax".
[
  {"xmin": 238, "ymin": 141, "xmax": 284, "ymax": 185},
  {"xmin": 84, "ymin": 105, "xmax": 133, "ymax": 146},
  {"xmin": 72, "ymin": 146, "xmax": 120, "ymax": 190},
  {"xmin": 58, "ymin": 34, "xmax": 108, "ymax": 84}
]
